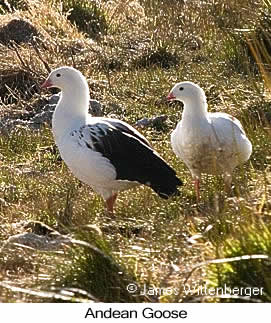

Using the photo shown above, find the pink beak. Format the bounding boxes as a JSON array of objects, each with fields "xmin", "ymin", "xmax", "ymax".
[
  {"xmin": 167, "ymin": 92, "xmax": 176, "ymax": 101},
  {"xmin": 41, "ymin": 79, "xmax": 53, "ymax": 89}
]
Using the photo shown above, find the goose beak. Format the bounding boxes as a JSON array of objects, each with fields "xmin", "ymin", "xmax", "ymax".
[
  {"xmin": 41, "ymin": 79, "xmax": 53, "ymax": 89},
  {"xmin": 167, "ymin": 92, "xmax": 176, "ymax": 101}
]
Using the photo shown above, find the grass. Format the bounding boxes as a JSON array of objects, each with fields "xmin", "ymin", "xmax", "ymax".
[
  {"xmin": 0, "ymin": 0, "xmax": 271, "ymax": 303},
  {"xmin": 207, "ymin": 220, "xmax": 271, "ymax": 302},
  {"xmin": 53, "ymin": 0, "xmax": 107, "ymax": 40}
]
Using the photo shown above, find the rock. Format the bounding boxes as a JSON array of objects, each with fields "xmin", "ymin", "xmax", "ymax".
[
  {"xmin": 24, "ymin": 220, "xmax": 61, "ymax": 236},
  {"xmin": 0, "ymin": 102, "xmax": 55, "ymax": 133},
  {"xmin": 0, "ymin": 94, "xmax": 103, "ymax": 133},
  {"xmin": 49, "ymin": 93, "xmax": 61, "ymax": 105},
  {"xmin": 3, "ymin": 221, "xmax": 72, "ymax": 251},
  {"xmin": 4, "ymin": 232, "xmax": 71, "ymax": 251},
  {"xmin": 89, "ymin": 99, "xmax": 103, "ymax": 116},
  {"xmin": 30, "ymin": 104, "xmax": 55, "ymax": 128},
  {"xmin": 135, "ymin": 117, "xmax": 149, "ymax": 128},
  {"xmin": 135, "ymin": 115, "xmax": 168, "ymax": 128}
]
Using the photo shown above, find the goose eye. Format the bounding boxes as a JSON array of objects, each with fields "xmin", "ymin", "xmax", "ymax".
[
  {"xmin": 56, "ymin": 73, "xmax": 61, "ymax": 78},
  {"xmin": 179, "ymin": 87, "xmax": 184, "ymax": 91}
]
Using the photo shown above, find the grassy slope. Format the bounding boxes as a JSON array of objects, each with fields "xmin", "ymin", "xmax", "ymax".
[{"xmin": 0, "ymin": 0, "xmax": 271, "ymax": 302}]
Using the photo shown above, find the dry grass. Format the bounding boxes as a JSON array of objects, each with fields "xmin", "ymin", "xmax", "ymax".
[{"xmin": 0, "ymin": 0, "xmax": 271, "ymax": 303}]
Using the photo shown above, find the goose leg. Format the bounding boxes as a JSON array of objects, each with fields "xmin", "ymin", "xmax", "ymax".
[
  {"xmin": 194, "ymin": 178, "xmax": 200, "ymax": 202},
  {"xmin": 106, "ymin": 193, "xmax": 118, "ymax": 214},
  {"xmin": 224, "ymin": 173, "xmax": 232, "ymax": 193}
]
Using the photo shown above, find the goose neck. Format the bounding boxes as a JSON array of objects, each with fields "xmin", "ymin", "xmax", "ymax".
[
  {"xmin": 52, "ymin": 87, "xmax": 89, "ymax": 142},
  {"xmin": 181, "ymin": 98, "xmax": 208, "ymax": 121}
]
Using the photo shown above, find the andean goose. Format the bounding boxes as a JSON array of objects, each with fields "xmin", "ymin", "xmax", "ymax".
[
  {"xmin": 167, "ymin": 81, "xmax": 252, "ymax": 200},
  {"xmin": 41, "ymin": 67, "xmax": 182, "ymax": 213}
]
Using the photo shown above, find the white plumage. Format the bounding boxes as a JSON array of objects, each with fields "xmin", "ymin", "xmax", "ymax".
[
  {"xmin": 41, "ymin": 66, "xmax": 182, "ymax": 213},
  {"xmin": 167, "ymin": 81, "xmax": 252, "ymax": 200}
]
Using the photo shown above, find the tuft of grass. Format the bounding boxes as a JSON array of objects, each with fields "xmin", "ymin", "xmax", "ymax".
[
  {"xmin": 0, "ymin": 18, "xmax": 39, "ymax": 47},
  {"xmin": 206, "ymin": 221, "xmax": 271, "ymax": 302},
  {"xmin": 56, "ymin": 232, "xmax": 142, "ymax": 302},
  {"xmin": 132, "ymin": 45, "xmax": 179, "ymax": 69},
  {"xmin": 55, "ymin": 0, "xmax": 107, "ymax": 40}
]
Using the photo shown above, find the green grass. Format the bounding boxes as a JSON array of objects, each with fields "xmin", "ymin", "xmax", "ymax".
[
  {"xmin": 207, "ymin": 221, "xmax": 271, "ymax": 302},
  {"xmin": 53, "ymin": 0, "xmax": 107, "ymax": 40},
  {"xmin": 0, "ymin": 0, "xmax": 271, "ymax": 303}
]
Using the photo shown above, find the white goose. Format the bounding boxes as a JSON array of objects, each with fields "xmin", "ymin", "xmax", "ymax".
[
  {"xmin": 41, "ymin": 67, "xmax": 182, "ymax": 213},
  {"xmin": 167, "ymin": 81, "xmax": 252, "ymax": 200}
]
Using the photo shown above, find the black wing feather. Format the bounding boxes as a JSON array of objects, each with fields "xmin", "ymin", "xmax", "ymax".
[{"xmin": 82, "ymin": 121, "xmax": 182, "ymax": 198}]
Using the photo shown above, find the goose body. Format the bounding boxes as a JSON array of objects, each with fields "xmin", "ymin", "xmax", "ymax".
[
  {"xmin": 41, "ymin": 67, "xmax": 182, "ymax": 213},
  {"xmin": 167, "ymin": 81, "xmax": 252, "ymax": 199}
]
